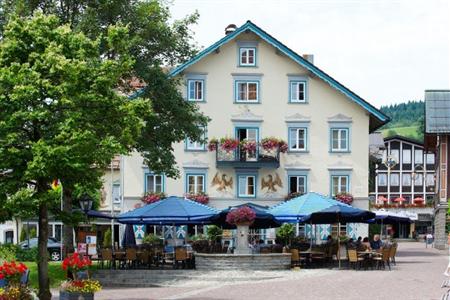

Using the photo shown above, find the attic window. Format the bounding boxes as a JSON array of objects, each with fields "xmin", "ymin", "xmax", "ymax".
[{"xmin": 239, "ymin": 47, "xmax": 256, "ymax": 66}]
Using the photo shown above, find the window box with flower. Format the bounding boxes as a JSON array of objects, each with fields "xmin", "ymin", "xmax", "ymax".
[
  {"xmin": 141, "ymin": 192, "xmax": 166, "ymax": 205},
  {"xmin": 185, "ymin": 192, "xmax": 209, "ymax": 205}
]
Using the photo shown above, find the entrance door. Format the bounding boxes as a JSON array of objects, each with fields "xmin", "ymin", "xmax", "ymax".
[{"xmin": 236, "ymin": 128, "xmax": 258, "ymax": 161}]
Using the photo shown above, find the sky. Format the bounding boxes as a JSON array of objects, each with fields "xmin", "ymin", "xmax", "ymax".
[{"xmin": 170, "ymin": 0, "xmax": 450, "ymax": 108}]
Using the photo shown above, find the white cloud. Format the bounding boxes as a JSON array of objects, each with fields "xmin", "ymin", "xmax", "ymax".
[{"xmin": 170, "ymin": 0, "xmax": 450, "ymax": 107}]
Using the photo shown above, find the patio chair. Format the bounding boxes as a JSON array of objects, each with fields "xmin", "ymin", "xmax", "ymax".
[
  {"xmin": 139, "ymin": 249, "xmax": 151, "ymax": 269},
  {"xmin": 347, "ymin": 249, "xmax": 364, "ymax": 270},
  {"xmin": 100, "ymin": 248, "xmax": 114, "ymax": 269},
  {"xmin": 372, "ymin": 247, "xmax": 391, "ymax": 270},
  {"xmin": 174, "ymin": 247, "xmax": 188, "ymax": 269},
  {"xmin": 126, "ymin": 248, "xmax": 138, "ymax": 269},
  {"xmin": 390, "ymin": 243, "xmax": 398, "ymax": 265}
]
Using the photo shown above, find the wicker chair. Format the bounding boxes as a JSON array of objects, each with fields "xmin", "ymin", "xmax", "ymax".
[
  {"xmin": 373, "ymin": 247, "xmax": 391, "ymax": 270},
  {"xmin": 290, "ymin": 249, "xmax": 300, "ymax": 267},
  {"xmin": 174, "ymin": 247, "xmax": 188, "ymax": 269},
  {"xmin": 347, "ymin": 249, "xmax": 364, "ymax": 270},
  {"xmin": 126, "ymin": 248, "xmax": 138, "ymax": 269},
  {"xmin": 100, "ymin": 248, "xmax": 114, "ymax": 269},
  {"xmin": 390, "ymin": 243, "xmax": 398, "ymax": 265}
]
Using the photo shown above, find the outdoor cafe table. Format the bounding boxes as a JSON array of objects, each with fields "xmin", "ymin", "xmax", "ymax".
[{"xmin": 357, "ymin": 250, "xmax": 382, "ymax": 269}]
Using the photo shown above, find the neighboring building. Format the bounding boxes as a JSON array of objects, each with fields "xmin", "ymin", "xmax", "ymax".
[
  {"xmin": 424, "ymin": 90, "xmax": 450, "ymax": 250},
  {"xmin": 370, "ymin": 135, "xmax": 436, "ymax": 238},
  {"xmin": 103, "ymin": 21, "xmax": 389, "ymax": 241}
]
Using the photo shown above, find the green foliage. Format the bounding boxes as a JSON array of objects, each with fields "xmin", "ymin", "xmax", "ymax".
[
  {"xmin": 20, "ymin": 227, "xmax": 26, "ymax": 242},
  {"xmin": 142, "ymin": 234, "xmax": 162, "ymax": 245},
  {"xmin": 0, "ymin": 244, "xmax": 17, "ymax": 263},
  {"xmin": 16, "ymin": 247, "xmax": 38, "ymax": 262},
  {"xmin": 276, "ymin": 224, "xmax": 295, "ymax": 245},
  {"xmin": 369, "ymin": 224, "xmax": 381, "ymax": 239},
  {"xmin": 189, "ymin": 234, "xmax": 206, "ymax": 241},
  {"xmin": 380, "ymin": 101, "xmax": 424, "ymax": 141},
  {"xmin": 25, "ymin": 261, "xmax": 67, "ymax": 289},
  {"xmin": 102, "ymin": 229, "xmax": 112, "ymax": 248},
  {"xmin": 206, "ymin": 225, "xmax": 223, "ymax": 242}
]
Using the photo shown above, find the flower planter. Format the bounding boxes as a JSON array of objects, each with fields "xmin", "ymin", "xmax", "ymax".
[{"xmin": 60, "ymin": 291, "xmax": 94, "ymax": 300}]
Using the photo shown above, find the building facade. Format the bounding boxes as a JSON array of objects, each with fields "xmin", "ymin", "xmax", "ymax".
[
  {"xmin": 100, "ymin": 21, "xmax": 389, "ymax": 240},
  {"xmin": 425, "ymin": 90, "xmax": 450, "ymax": 250},
  {"xmin": 370, "ymin": 135, "xmax": 436, "ymax": 238}
]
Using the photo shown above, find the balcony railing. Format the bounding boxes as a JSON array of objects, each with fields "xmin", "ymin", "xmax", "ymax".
[{"xmin": 215, "ymin": 143, "xmax": 280, "ymax": 168}]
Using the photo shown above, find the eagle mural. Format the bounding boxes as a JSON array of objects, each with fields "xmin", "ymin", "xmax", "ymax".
[
  {"xmin": 261, "ymin": 173, "xmax": 283, "ymax": 193},
  {"xmin": 211, "ymin": 172, "xmax": 233, "ymax": 192}
]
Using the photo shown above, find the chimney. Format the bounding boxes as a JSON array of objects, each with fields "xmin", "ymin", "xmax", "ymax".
[
  {"xmin": 225, "ymin": 24, "xmax": 237, "ymax": 35},
  {"xmin": 302, "ymin": 54, "xmax": 314, "ymax": 64}
]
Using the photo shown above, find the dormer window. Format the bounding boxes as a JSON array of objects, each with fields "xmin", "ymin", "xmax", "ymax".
[{"xmin": 239, "ymin": 47, "xmax": 256, "ymax": 66}]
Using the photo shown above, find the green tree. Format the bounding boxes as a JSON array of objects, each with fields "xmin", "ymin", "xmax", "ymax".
[
  {"xmin": 276, "ymin": 224, "xmax": 295, "ymax": 246},
  {"xmin": 0, "ymin": 14, "xmax": 143, "ymax": 299}
]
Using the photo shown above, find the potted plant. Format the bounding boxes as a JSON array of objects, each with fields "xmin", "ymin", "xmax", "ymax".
[
  {"xmin": 141, "ymin": 192, "xmax": 166, "ymax": 205},
  {"xmin": 240, "ymin": 139, "xmax": 257, "ymax": 155},
  {"xmin": 261, "ymin": 137, "xmax": 288, "ymax": 154},
  {"xmin": 0, "ymin": 261, "xmax": 33, "ymax": 299},
  {"xmin": 60, "ymin": 254, "xmax": 101, "ymax": 300},
  {"xmin": 335, "ymin": 193, "xmax": 354, "ymax": 205},
  {"xmin": 225, "ymin": 206, "xmax": 256, "ymax": 226},
  {"xmin": 207, "ymin": 138, "xmax": 218, "ymax": 151},
  {"xmin": 219, "ymin": 137, "xmax": 240, "ymax": 153},
  {"xmin": 185, "ymin": 192, "xmax": 209, "ymax": 205}
]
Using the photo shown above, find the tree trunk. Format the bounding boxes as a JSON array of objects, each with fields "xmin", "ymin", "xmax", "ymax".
[
  {"xmin": 63, "ymin": 186, "xmax": 74, "ymax": 256},
  {"xmin": 38, "ymin": 202, "xmax": 51, "ymax": 300}
]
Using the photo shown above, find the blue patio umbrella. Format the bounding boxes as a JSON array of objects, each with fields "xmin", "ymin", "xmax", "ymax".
[
  {"xmin": 268, "ymin": 192, "xmax": 348, "ymax": 223},
  {"xmin": 116, "ymin": 196, "xmax": 219, "ymax": 225},
  {"xmin": 302, "ymin": 205, "xmax": 376, "ymax": 224},
  {"xmin": 212, "ymin": 203, "xmax": 281, "ymax": 229}
]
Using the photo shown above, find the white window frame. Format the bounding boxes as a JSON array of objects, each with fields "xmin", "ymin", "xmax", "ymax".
[
  {"xmin": 145, "ymin": 173, "xmax": 164, "ymax": 193},
  {"xmin": 112, "ymin": 183, "xmax": 121, "ymax": 204},
  {"xmin": 187, "ymin": 79, "xmax": 204, "ymax": 102},
  {"xmin": 238, "ymin": 175, "xmax": 256, "ymax": 198},
  {"xmin": 414, "ymin": 173, "xmax": 423, "ymax": 186},
  {"xmin": 186, "ymin": 126, "xmax": 206, "ymax": 151},
  {"xmin": 331, "ymin": 175, "xmax": 349, "ymax": 196},
  {"xmin": 289, "ymin": 175, "xmax": 307, "ymax": 194},
  {"xmin": 186, "ymin": 174, "xmax": 205, "ymax": 194},
  {"xmin": 402, "ymin": 173, "xmax": 411, "ymax": 186},
  {"xmin": 235, "ymin": 81, "xmax": 259, "ymax": 103},
  {"xmin": 378, "ymin": 173, "xmax": 387, "ymax": 186},
  {"xmin": 402, "ymin": 149, "xmax": 411, "ymax": 164},
  {"xmin": 289, "ymin": 127, "xmax": 307, "ymax": 151},
  {"xmin": 239, "ymin": 47, "xmax": 256, "ymax": 66},
  {"xmin": 426, "ymin": 174, "xmax": 435, "ymax": 186},
  {"xmin": 290, "ymin": 81, "xmax": 306, "ymax": 103},
  {"xmin": 330, "ymin": 128, "xmax": 349, "ymax": 152},
  {"xmin": 390, "ymin": 173, "xmax": 400, "ymax": 186},
  {"xmin": 414, "ymin": 149, "xmax": 423, "ymax": 164}
]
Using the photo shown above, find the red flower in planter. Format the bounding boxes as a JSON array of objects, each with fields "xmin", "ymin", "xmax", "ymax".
[
  {"xmin": 226, "ymin": 206, "xmax": 256, "ymax": 225},
  {"xmin": 0, "ymin": 261, "xmax": 28, "ymax": 284},
  {"xmin": 335, "ymin": 193, "xmax": 354, "ymax": 205},
  {"xmin": 62, "ymin": 253, "xmax": 92, "ymax": 273},
  {"xmin": 185, "ymin": 193, "xmax": 210, "ymax": 205},
  {"xmin": 141, "ymin": 192, "xmax": 166, "ymax": 205}
]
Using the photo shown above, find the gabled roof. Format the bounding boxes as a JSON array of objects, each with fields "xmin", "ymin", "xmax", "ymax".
[
  {"xmin": 425, "ymin": 90, "xmax": 450, "ymax": 134},
  {"xmin": 384, "ymin": 135, "xmax": 424, "ymax": 147},
  {"xmin": 132, "ymin": 21, "xmax": 389, "ymax": 131}
]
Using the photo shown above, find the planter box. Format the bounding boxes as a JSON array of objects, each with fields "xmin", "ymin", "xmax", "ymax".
[{"xmin": 60, "ymin": 291, "xmax": 94, "ymax": 300}]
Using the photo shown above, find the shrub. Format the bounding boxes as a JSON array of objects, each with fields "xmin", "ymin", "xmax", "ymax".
[
  {"xmin": 102, "ymin": 229, "xmax": 112, "ymax": 248},
  {"xmin": 191, "ymin": 240, "xmax": 209, "ymax": 253},
  {"xmin": 276, "ymin": 224, "xmax": 295, "ymax": 246},
  {"xmin": 16, "ymin": 247, "xmax": 38, "ymax": 262},
  {"xmin": 225, "ymin": 206, "xmax": 256, "ymax": 225},
  {"xmin": 206, "ymin": 225, "xmax": 223, "ymax": 242},
  {"xmin": 142, "ymin": 234, "xmax": 162, "ymax": 246},
  {"xmin": 0, "ymin": 244, "xmax": 17, "ymax": 263}
]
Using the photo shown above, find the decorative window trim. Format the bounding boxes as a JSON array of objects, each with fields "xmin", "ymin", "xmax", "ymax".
[
  {"xmin": 288, "ymin": 126, "xmax": 308, "ymax": 152},
  {"xmin": 185, "ymin": 126, "xmax": 207, "ymax": 152},
  {"xmin": 329, "ymin": 127, "xmax": 351, "ymax": 153},
  {"xmin": 185, "ymin": 172, "xmax": 206, "ymax": 194},
  {"xmin": 329, "ymin": 169, "xmax": 351, "ymax": 196},
  {"xmin": 236, "ymin": 171, "xmax": 257, "ymax": 198},
  {"xmin": 186, "ymin": 73, "xmax": 206, "ymax": 102},
  {"xmin": 234, "ymin": 80, "xmax": 260, "ymax": 103},
  {"xmin": 144, "ymin": 171, "xmax": 165, "ymax": 194},
  {"xmin": 287, "ymin": 170, "xmax": 309, "ymax": 194},
  {"xmin": 288, "ymin": 76, "xmax": 308, "ymax": 103},
  {"xmin": 237, "ymin": 41, "xmax": 258, "ymax": 67}
]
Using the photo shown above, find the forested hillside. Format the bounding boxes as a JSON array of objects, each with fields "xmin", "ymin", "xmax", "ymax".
[{"xmin": 379, "ymin": 101, "xmax": 424, "ymax": 141}]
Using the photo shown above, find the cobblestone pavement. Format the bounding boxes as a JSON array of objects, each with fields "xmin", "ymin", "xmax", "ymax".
[{"xmin": 52, "ymin": 242, "xmax": 449, "ymax": 300}]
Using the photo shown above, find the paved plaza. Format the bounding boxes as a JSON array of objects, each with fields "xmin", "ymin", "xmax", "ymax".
[{"xmin": 52, "ymin": 242, "xmax": 449, "ymax": 300}]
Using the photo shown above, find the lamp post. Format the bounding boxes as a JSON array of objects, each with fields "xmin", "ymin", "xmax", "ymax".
[{"xmin": 79, "ymin": 193, "xmax": 93, "ymax": 214}]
